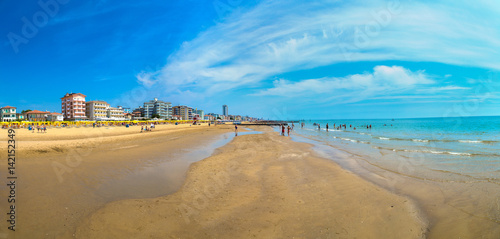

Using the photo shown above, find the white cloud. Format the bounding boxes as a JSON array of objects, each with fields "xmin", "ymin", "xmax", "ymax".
[
  {"xmin": 137, "ymin": 0, "xmax": 500, "ymax": 103},
  {"xmin": 253, "ymin": 65, "xmax": 434, "ymax": 97},
  {"xmin": 136, "ymin": 71, "xmax": 158, "ymax": 88}
]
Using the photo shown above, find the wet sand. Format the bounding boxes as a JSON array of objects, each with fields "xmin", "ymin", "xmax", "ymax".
[
  {"xmin": 0, "ymin": 125, "xmax": 428, "ymax": 238},
  {"xmin": 292, "ymin": 134, "xmax": 500, "ymax": 238},
  {"xmin": 74, "ymin": 127, "xmax": 427, "ymax": 238}
]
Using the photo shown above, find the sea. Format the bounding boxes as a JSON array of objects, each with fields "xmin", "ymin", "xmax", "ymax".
[
  {"xmin": 284, "ymin": 116, "xmax": 500, "ymax": 236},
  {"xmin": 292, "ymin": 116, "xmax": 500, "ymax": 184}
]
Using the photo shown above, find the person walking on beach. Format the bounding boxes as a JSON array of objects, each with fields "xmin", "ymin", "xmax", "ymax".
[
  {"xmin": 235, "ymin": 124, "xmax": 238, "ymax": 136},
  {"xmin": 281, "ymin": 125, "xmax": 285, "ymax": 136}
]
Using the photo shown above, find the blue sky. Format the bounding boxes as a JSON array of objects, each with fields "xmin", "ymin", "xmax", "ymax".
[{"xmin": 1, "ymin": 0, "xmax": 499, "ymax": 119}]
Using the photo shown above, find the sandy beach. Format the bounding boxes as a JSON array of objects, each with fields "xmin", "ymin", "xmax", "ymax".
[
  {"xmin": 0, "ymin": 124, "xmax": 428, "ymax": 238},
  {"xmin": 73, "ymin": 126, "xmax": 426, "ymax": 238}
]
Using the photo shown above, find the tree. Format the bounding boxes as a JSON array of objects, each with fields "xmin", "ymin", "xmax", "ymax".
[
  {"xmin": 21, "ymin": 109, "xmax": 32, "ymax": 114},
  {"xmin": 151, "ymin": 114, "xmax": 161, "ymax": 119}
]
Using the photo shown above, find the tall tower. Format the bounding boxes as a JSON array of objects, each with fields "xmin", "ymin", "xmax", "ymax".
[{"xmin": 222, "ymin": 105, "xmax": 228, "ymax": 116}]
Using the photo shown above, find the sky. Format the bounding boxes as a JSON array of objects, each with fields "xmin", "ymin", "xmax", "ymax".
[{"xmin": 1, "ymin": 0, "xmax": 499, "ymax": 119}]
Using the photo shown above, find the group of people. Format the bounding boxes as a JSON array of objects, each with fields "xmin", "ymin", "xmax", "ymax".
[
  {"xmin": 140, "ymin": 123, "xmax": 156, "ymax": 133},
  {"xmin": 280, "ymin": 124, "xmax": 293, "ymax": 136},
  {"xmin": 313, "ymin": 123, "xmax": 373, "ymax": 131},
  {"xmin": 28, "ymin": 124, "xmax": 47, "ymax": 133}
]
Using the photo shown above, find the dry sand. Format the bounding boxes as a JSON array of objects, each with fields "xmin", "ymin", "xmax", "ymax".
[
  {"xmin": 0, "ymin": 124, "xmax": 236, "ymax": 238},
  {"xmin": 0, "ymin": 123, "xmax": 212, "ymax": 157},
  {"xmin": 74, "ymin": 126, "xmax": 427, "ymax": 238}
]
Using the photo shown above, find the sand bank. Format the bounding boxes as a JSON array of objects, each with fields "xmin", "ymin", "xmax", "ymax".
[{"xmin": 75, "ymin": 127, "xmax": 427, "ymax": 238}]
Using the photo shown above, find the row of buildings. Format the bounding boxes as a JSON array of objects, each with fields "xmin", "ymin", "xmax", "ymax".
[
  {"xmin": 1, "ymin": 92, "xmax": 253, "ymax": 122},
  {"xmin": 1, "ymin": 106, "xmax": 63, "ymax": 122},
  {"xmin": 61, "ymin": 93, "xmax": 127, "ymax": 121}
]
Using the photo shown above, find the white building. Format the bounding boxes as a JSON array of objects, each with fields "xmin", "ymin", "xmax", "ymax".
[
  {"xmin": 0, "ymin": 106, "xmax": 16, "ymax": 122},
  {"xmin": 107, "ymin": 107, "xmax": 125, "ymax": 121},
  {"xmin": 47, "ymin": 113, "xmax": 64, "ymax": 121},
  {"xmin": 86, "ymin": 101, "xmax": 110, "ymax": 121}
]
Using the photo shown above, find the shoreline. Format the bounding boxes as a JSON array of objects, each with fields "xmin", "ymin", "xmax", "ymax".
[
  {"xmin": 74, "ymin": 127, "xmax": 427, "ymax": 238},
  {"xmin": 289, "ymin": 130, "xmax": 500, "ymax": 238}
]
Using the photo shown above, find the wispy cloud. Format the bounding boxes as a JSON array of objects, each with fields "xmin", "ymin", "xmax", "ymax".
[{"xmin": 137, "ymin": 0, "xmax": 499, "ymax": 101}]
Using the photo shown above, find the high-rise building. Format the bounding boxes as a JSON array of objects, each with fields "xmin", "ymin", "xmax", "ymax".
[
  {"xmin": 195, "ymin": 109, "xmax": 204, "ymax": 120},
  {"xmin": 143, "ymin": 98, "xmax": 172, "ymax": 119},
  {"xmin": 222, "ymin": 105, "xmax": 228, "ymax": 116},
  {"xmin": 173, "ymin": 106, "xmax": 193, "ymax": 120},
  {"xmin": 61, "ymin": 93, "xmax": 86, "ymax": 120},
  {"xmin": 86, "ymin": 101, "xmax": 110, "ymax": 121}
]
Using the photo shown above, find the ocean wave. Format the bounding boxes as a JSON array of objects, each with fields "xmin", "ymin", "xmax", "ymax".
[
  {"xmin": 458, "ymin": 140, "xmax": 483, "ymax": 144},
  {"xmin": 412, "ymin": 139, "xmax": 430, "ymax": 143},
  {"xmin": 371, "ymin": 146, "xmax": 473, "ymax": 156},
  {"xmin": 339, "ymin": 137, "xmax": 359, "ymax": 143},
  {"xmin": 371, "ymin": 136, "xmax": 498, "ymax": 144}
]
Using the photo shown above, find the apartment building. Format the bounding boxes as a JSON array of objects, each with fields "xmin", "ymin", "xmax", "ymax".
[
  {"xmin": 85, "ymin": 101, "xmax": 110, "ymax": 121},
  {"xmin": 61, "ymin": 93, "xmax": 86, "ymax": 120},
  {"xmin": 222, "ymin": 104, "xmax": 228, "ymax": 116},
  {"xmin": 107, "ymin": 107, "xmax": 125, "ymax": 121},
  {"xmin": 143, "ymin": 98, "xmax": 172, "ymax": 119},
  {"xmin": 173, "ymin": 105, "xmax": 193, "ymax": 120}
]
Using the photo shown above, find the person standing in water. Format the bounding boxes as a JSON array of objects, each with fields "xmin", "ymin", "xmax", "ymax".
[
  {"xmin": 318, "ymin": 124, "xmax": 321, "ymax": 130},
  {"xmin": 281, "ymin": 125, "xmax": 285, "ymax": 136},
  {"xmin": 287, "ymin": 125, "xmax": 291, "ymax": 136},
  {"xmin": 326, "ymin": 123, "xmax": 329, "ymax": 131}
]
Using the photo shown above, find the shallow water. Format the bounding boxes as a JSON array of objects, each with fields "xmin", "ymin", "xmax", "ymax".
[
  {"xmin": 96, "ymin": 131, "xmax": 262, "ymax": 200},
  {"xmin": 283, "ymin": 117, "xmax": 500, "ymax": 238},
  {"xmin": 297, "ymin": 117, "xmax": 500, "ymax": 183}
]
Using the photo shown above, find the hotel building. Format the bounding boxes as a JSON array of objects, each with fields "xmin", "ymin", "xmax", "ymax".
[
  {"xmin": 143, "ymin": 98, "xmax": 172, "ymax": 119},
  {"xmin": 222, "ymin": 104, "xmax": 228, "ymax": 116},
  {"xmin": 85, "ymin": 101, "xmax": 110, "ymax": 121},
  {"xmin": 0, "ymin": 106, "xmax": 16, "ymax": 122},
  {"xmin": 173, "ymin": 105, "xmax": 193, "ymax": 120},
  {"xmin": 107, "ymin": 107, "xmax": 125, "ymax": 121},
  {"xmin": 61, "ymin": 93, "xmax": 86, "ymax": 120}
]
